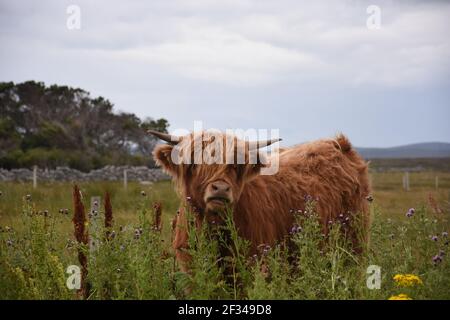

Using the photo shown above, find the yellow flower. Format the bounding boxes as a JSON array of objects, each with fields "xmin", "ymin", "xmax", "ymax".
[
  {"xmin": 393, "ymin": 274, "xmax": 423, "ymax": 287},
  {"xmin": 389, "ymin": 293, "xmax": 413, "ymax": 300}
]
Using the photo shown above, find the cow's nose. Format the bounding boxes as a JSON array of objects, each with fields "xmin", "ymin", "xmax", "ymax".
[{"xmin": 211, "ymin": 181, "xmax": 230, "ymax": 193}]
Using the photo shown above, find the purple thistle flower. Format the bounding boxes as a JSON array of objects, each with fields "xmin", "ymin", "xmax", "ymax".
[
  {"xmin": 439, "ymin": 250, "xmax": 445, "ymax": 257},
  {"xmin": 406, "ymin": 208, "xmax": 415, "ymax": 218},
  {"xmin": 290, "ymin": 225, "xmax": 302, "ymax": 234},
  {"xmin": 431, "ymin": 235, "xmax": 438, "ymax": 242},
  {"xmin": 433, "ymin": 255, "xmax": 443, "ymax": 265},
  {"xmin": 443, "ymin": 232, "xmax": 448, "ymax": 238}
]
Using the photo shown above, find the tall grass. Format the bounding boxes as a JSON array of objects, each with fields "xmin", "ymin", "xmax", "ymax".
[{"xmin": 0, "ymin": 176, "xmax": 449, "ymax": 300}]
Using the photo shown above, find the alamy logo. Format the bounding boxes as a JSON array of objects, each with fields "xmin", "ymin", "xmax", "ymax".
[
  {"xmin": 156, "ymin": 121, "xmax": 281, "ymax": 175},
  {"xmin": 66, "ymin": 265, "xmax": 81, "ymax": 290},
  {"xmin": 366, "ymin": 5, "xmax": 381, "ymax": 30},
  {"xmin": 66, "ymin": 5, "xmax": 81, "ymax": 30},
  {"xmin": 366, "ymin": 265, "xmax": 381, "ymax": 289}
]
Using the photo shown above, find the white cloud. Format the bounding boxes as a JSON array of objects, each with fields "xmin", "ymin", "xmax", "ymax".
[
  {"xmin": 116, "ymin": 25, "xmax": 324, "ymax": 85},
  {"xmin": 0, "ymin": 0, "xmax": 449, "ymax": 146}
]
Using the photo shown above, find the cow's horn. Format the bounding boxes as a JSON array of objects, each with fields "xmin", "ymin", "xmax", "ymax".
[
  {"xmin": 249, "ymin": 138, "xmax": 282, "ymax": 149},
  {"xmin": 147, "ymin": 129, "xmax": 181, "ymax": 144}
]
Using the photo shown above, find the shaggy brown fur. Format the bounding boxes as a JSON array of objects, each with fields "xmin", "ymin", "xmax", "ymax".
[{"xmin": 153, "ymin": 131, "xmax": 371, "ymax": 272}]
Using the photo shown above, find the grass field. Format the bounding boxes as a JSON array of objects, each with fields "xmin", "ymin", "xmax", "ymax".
[{"xmin": 0, "ymin": 171, "xmax": 449, "ymax": 300}]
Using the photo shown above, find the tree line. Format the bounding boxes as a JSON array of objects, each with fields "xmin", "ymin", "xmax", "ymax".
[{"xmin": 0, "ymin": 81, "xmax": 169, "ymax": 171}]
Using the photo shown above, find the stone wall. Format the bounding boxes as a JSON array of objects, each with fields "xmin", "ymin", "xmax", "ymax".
[{"xmin": 0, "ymin": 166, "xmax": 170, "ymax": 182}]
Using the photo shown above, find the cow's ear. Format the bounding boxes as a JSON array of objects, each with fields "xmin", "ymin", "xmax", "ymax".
[{"xmin": 153, "ymin": 144, "xmax": 177, "ymax": 176}]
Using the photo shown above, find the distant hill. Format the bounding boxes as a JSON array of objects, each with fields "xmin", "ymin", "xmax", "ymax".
[{"xmin": 356, "ymin": 142, "xmax": 450, "ymax": 159}]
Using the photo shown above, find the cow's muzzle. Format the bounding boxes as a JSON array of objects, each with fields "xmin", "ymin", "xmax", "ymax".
[{"xmin": 204, "ymin": 180, "xmax": 233, "ymax": 211}]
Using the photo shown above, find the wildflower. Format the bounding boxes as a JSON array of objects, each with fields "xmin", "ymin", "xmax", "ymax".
[
  {"xmin": 5, "ymin": 226, "xmax": 11, "ymax": 232},
  {"xmin": 141, "ymin": 191, "xmax": 146, "ymax": 196},
  {"xmin": 433, "ymin": 255, "xmax": 442, "ymax": 265},
  {"xmin": 43, "ymin": 210, "xmax": 49, "ymax": 217},
  {"xmin": 110, "ymin": 230, "xmax": 116, "ymax": 239},
  {"xmin": 439, "ymin": 250, "xmax": 445, "ymax": 257},
  {"xmin": 406, "ymin": 208, "xmax": 415, "ymax": 218},
  {"xmin": 153, "ymin": 202, "xmax": 162, "ymax": 231},
  {"xmin": 443, "ymin": 232, "xmax": 448, "ymax": 238},
  {"xmin": 64, "ymin": 209, "xmax": 69, "ymax": 215},
  {"xmin": 388, "ymin": 294, "xmax": 412, "ymax": 300},
  {"xmin": 6, "ymin": 239, "xmax": 13, "ymax": 247},
  {"xmin": 305, "ymin": 194, "xmax": 313, "ymax": 202},
  {"xmin": 431, "ymin": 235, "xmax": 438, "ymax": 242},
  {"xmin": 366, "ymin": 195, "xmax": 374, "ymax": 202},
  {"xmin": 26, "ymin": 194, "xmax": 31, "ymax": 201},
  {"xmin": 259, "ymin": 244, "xmax": 271, "ymax": 255},
  {"xmin": 104, "ymin": 191, "xmax": 113, "ymax": 230},
  {"xmin": 120, "ymin": 245, "xmax": 125, "ymax": 251},
  {"xmin": 389, "ymin": 234, "xmax": 395, "ymax": 239},
  {"xmin": 393, "ymin": 274, "xmax": 423, "ymax": 287},
  {"xmin": 59, "ymin": 209, "xmax": 63, "ymax": 214},
  {"xmin": 290, "ymin": 225, "xmax": 302, "ymax": 234},
  {"xmin": 186, "ymin": 196, "xmax": 192, "ymax": 201},
  {"xmin": 134, "ymin": 228, "xmax": 142, "ymax": 239}
]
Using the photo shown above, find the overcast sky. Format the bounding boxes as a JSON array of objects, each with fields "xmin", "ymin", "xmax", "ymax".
[{"xmin": 1, "ymin": 0, "xmax": 449, "ymax": 147}]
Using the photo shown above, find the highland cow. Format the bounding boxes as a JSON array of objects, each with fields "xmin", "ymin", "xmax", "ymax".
[{"xmin": 148, "ymin": 130, "xmax": 371, "ymax": 272}]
